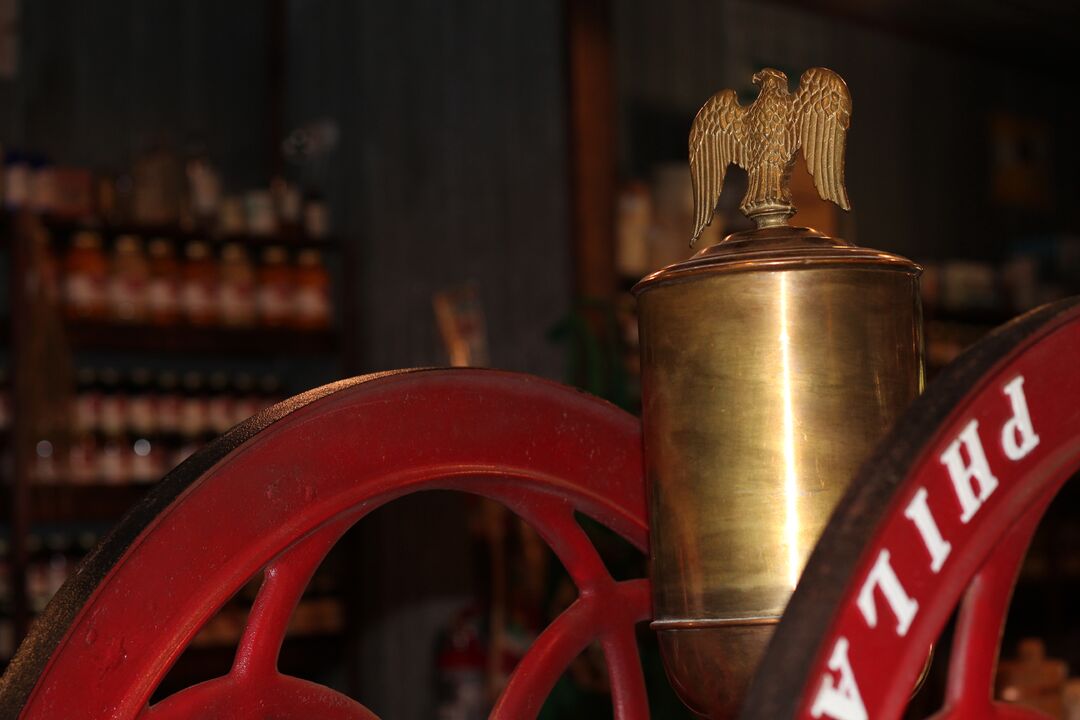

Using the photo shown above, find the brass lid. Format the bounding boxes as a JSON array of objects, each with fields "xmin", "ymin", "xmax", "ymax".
[
  {"xmin": 636, "ymin": 66, "xmax": 921, "ymax": 296},
  {"xmin": 633, "ymin": 226, "xmax": 920, "ymax": 294}
]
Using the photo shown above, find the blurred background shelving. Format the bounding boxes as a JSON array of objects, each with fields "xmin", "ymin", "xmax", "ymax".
[
  {"xmin": 0, "ymin": 109, "xmax": 353, "ymax": 688},
  {"xmin": 0, "ymin": 198, "xmax": 353, "ymax": 685}
]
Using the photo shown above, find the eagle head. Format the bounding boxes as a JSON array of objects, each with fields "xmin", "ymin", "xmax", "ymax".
[{"xmin": 751, "ymin": 68, "xmax": 788, "ymax": 92}]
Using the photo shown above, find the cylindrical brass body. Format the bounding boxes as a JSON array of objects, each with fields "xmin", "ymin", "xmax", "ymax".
[{"xmin": 634, "ymin": 227, "xmax": 923, "ymax": 718}]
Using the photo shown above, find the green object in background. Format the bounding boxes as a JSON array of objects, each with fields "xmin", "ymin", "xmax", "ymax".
[{"xmin": 548, "ymin": 299, "xmax": 636, "ymax": 413}]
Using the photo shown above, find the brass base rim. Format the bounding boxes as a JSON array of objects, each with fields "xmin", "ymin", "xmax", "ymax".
[{"xmin": 651, "ymin": 615, "xmax": 781, "ymax": 631}]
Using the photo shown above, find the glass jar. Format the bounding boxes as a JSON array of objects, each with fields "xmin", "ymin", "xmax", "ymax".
[
  {"xmin": 181, "ymin": 241, "xmax": 218, "ymax": 326},
  {"xmin": 207, "ymin": 371, "xmax": 234, "ymax": 435},
  {"xmin": 147, "ymin": 238, "xmax": 180, "ymax": 325},
  {"xmin": 63, "ymin": 231, "xmax": 109, "ymax": 320},
  {"xmin": 109, "ymin": 235, "xmax": 149, "ymax": 323},
  {"xmin": 219, "ymin": 243, "xmax": 257, "ymax": 326},
  {"xmin": 257, "ymin": 246, "xmax": 294, "ymax": 327},
  {"xmin": 293, "ymin": 249, "xmax": 331, "ymax": 330}
]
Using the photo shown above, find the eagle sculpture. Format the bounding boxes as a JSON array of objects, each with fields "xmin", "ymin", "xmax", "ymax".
[{"xmin": 689, "ymin": 67, "xmax": 852, "ymax": 243}]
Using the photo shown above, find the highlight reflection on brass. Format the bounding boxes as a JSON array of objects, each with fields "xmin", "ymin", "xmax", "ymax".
[
  {"xmin": 635, "ymin": 66, "xmax": 924, "ymax": 719},
  {"xmin": 778, "ymin": 273, "xmax": 800, "ymax": 591}
]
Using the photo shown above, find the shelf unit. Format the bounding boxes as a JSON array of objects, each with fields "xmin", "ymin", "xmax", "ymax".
[
  {"xmin": 64, "ymin": 321, "xmax": 338, "ymax": 355},
  {"xmin": 0, "ymin": 208, "xmax": 358, "ymax": 682}
]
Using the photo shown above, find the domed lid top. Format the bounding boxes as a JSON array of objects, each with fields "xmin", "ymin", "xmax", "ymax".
[{"xmin": 633, "ymin": 226, "xmax": 920, "ymax": 295}]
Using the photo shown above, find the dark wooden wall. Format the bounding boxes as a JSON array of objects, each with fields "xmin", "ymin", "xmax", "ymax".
[
  {"xmin": 287, "ymin": 1, "xmax": 571, "ymax": 379},
  {"xmin": 7, "ymin": 1, "xmax": 270, "ymax": 188},
  {"xmin": 285, "ymin": 6, "xmax": 570, "ymax": 715}
]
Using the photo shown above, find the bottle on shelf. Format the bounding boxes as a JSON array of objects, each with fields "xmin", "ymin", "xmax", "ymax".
[
  {"xmin": 294, "ymin": 249, "xmax": 331, "ymax": 330},
  {"xmin": 175, "ymin": 371, "xmax": 208, "ymax": 468},
  {"xmin": 132, "ymin": 142, "xmax": 181, "ymax": 226},
  {"xmin": 98, "ymin": 367, "xmax": 129, "ymax": 485},
  {"xmin": 128, "ymin": 368, "xmax": 164, "ymax": 483},
  {"xmin": 257, "ymin": 246, "xmax": 295, "ymax": 328},
  {"xmin": 303, "ymin": 195, "xmax": 330, "ymax": 240},
  {"xmin": 147, "ymin": 237, "xmax": 181, "ymax": 326},
  {"xmin": 156, "ymin": 370, "xmax": 182, "ymax": 472},
  {"xmin": 219, "ymin": 243, "xmax": 257, "ymax": 327},
  {"xmin": 108, "ymin": 235, "xmax": 149, "ymax": 323},
  {"xmin": 29, "ymin": 156, "xmax": 57, "ymax": 215},
  {"xmin": 181, "ymin": 240, "xmax": 218, "ymax": 326},
  {"xmin": 185, "ymin": 150, "xmax": 221, "ymax": 231},
  {"xmin": 197, "ymin": 374, "xmax": 220, "ymax": 460},
  {"xmin": 32, "ymin": 436, "xmax": 57, "ymax": 485},
  {"xmin": 43, "ymin": 533, "xmax": 70, "ymax": 604},
  {"xmin": 218, "ymin": 196, "xmax": 246, "ymax": 236},
  {"xmin": 62, "ymin": 231, "xmax": 109, "ymax": 321},
  {"xmin": 245, "ymin": 190, "xmax": 278, "ymax": 237},
  {"xmin": 207, "ymin": 371, "xmax": 234, "ymax": 436},
  {"xmin": 69, "ymin": 367, "xmax": 100, "ymax": 484}
]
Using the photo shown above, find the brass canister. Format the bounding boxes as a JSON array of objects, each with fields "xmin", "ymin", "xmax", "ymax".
[
  {"xmin": 635, "ymin": 226, "xmax": 922, "ymax": 717},
  {"xmin": 633, "ymin": 66, "xmax": 925, "ymax": 717}
]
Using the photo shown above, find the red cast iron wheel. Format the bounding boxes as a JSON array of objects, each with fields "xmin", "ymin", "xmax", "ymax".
[
  {"xmin": 0, "ymin": 369, "xmax": 651, "ymax": 720},
  {"xmin": 742, "ymin": 297, "xmax": 1080, "ymax": 720}
]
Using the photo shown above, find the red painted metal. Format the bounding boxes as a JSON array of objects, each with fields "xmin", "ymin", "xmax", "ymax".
[
  {"xmin": 932, "ymin": 495, "xmax": 1051, "ymax": 720},
  {"xmin": 13, "ymin": 369, "xmax": 650, "ymax": 720},
  {"xmin": 745, "ymin": 302, "xmax": 1080, "ymax": 719}
]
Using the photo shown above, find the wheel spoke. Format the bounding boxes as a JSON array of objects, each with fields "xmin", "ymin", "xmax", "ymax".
[
  {"xmin": 600, "ymin": 580, "xmax": 652, "ymax": 720},
  {"xmin": 522, "ymin": 500, "xmax": 616, "ymax": 592},
  {"xmin": 936, "ymin": 491, "xmax": 1055, "ymax": 718},
  {"xmin": 492, "ymin": 579, "xmax": 649, "ymax": 719},
  {"xmin": 232, "ymin": 515, "xmax": 355, "ymax": 679},
  {"xmin": 492, "ymin": 595, "xmax": 602, "ymax": 718}
]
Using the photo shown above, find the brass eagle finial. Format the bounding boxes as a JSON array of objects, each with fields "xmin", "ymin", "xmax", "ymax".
[{"xmin": 689, "ymin": 67, "xmax": 852, "ymax": 243}]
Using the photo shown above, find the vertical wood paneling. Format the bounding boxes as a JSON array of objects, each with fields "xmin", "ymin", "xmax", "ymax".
[
  {"xmin": 286, "ymin": 3, "xmax": 571, "ymax": 717},
  {"xmin": 11, "ymin": 0, "xmax": 269, "ymax": 186}
]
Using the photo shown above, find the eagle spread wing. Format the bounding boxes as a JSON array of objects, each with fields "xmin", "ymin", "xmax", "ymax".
[
  {"xmin": 689, "ymin": 89, "xmax": 747, "ymax": 245},
  {"xmin": 792, "ymin": 67, "xmax": 852, "ymax": 210}
]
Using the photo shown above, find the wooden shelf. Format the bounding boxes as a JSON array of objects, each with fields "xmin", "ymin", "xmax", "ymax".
[
  {"xmin": 37, "ymin": 214, "xmax": 339, "ymax": 252},
  {"xmin": 65, "ymin": 321, "xmax": 338, "ymax": 355}
]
